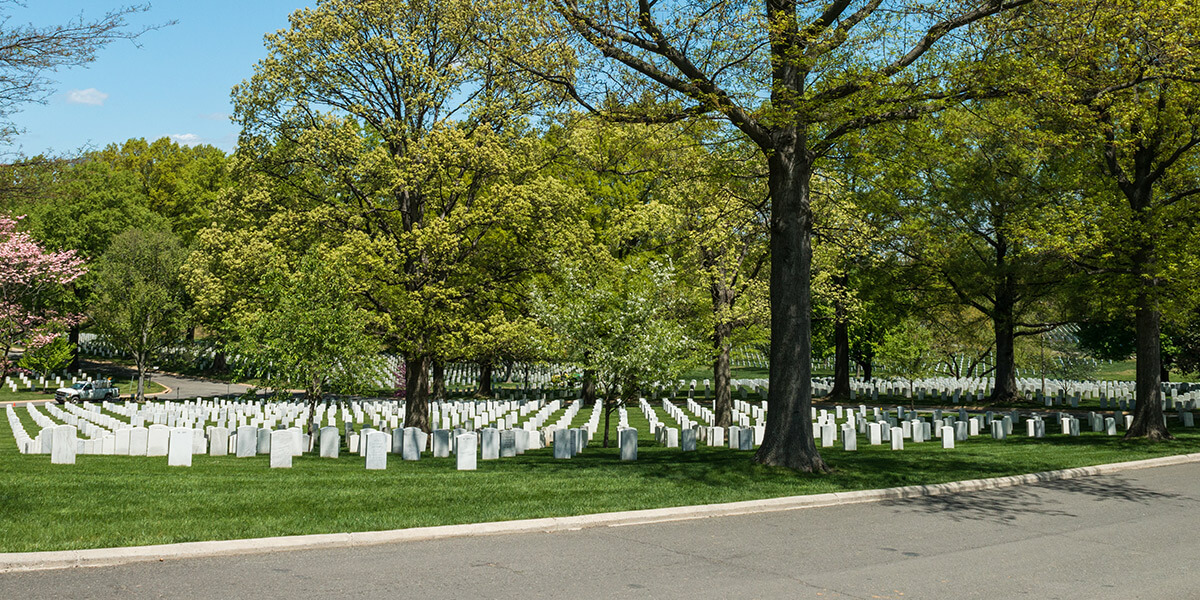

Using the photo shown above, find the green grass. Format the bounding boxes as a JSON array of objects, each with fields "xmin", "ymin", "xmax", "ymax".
[{"xmin": 4, "ymin": 400, "xmax": 1200, "ymax": 553}]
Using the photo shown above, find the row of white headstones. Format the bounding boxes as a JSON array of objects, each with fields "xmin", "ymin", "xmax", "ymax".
[{"xmin": 9, "ymin": 395, "xmax": 1197, "ymax": 469}]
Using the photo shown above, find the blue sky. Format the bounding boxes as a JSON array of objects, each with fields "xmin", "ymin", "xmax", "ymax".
[{"xmin": 8, "ymin": 1, "xmax": 312, "ymax": 156}]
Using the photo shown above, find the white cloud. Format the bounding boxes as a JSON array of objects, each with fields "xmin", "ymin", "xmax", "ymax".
[
  {"xmin": 66, "ymin": 88, "xmax": 109, "ymax": 106},
  {"xmin": 169, "ymin": 133, "xmax": 201, "ymax": 146}
]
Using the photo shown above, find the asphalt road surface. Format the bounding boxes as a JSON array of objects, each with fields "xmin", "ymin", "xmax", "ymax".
[{"xmin": 4, "ymin": 461, "xmax": 1199, "ymax": 599}]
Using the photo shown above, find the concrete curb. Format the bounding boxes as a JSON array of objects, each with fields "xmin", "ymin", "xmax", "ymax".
[{"xmin": 4, "ymin": 451, "xmax": 1199, "ymax": 573}]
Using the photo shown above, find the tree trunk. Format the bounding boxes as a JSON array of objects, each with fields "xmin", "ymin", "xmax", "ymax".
[
  {"xmin": 753, "ymin": 142, "xmax": 827, "ymax": 472},
  {"xmin": 212, "ymin": 351, "xmax": 227, "ymax": 372},
  {"xmin": 477, "ymin": 361, "xmax": 494, "ymax": 397},
  {"xmin": 1126, "ymin": 301, "xmax": 1172, "ymax": 440},
  {"xmin": 306, "ymin": 377, "xmax": 322, "ymax": 448},
  {"xmin": 828, "ymin": 282, "xmax": 851, "ymax": 403},
  {"xmin": 602, "ymin": 392, "xmax": 614, "ymax": 448},
  {"xmin": 860, "ymin": 358, "xmax": 874, "ymax": 382},
  {"xmin": 431, "ymin": 359, "xmax": 446, "ymax": 401},
  {"xmin": 404, "ymin": 354, "xmax": 432, "ymax": 432},
  {"xmin": 136, "ymin": 356, "xmax": 146, "ymax": 402},
  {"xmin": 67, "ymin": 325, "xmax": 81, "ymax": 371},
  {"xmin": 989, "ymin": 277, "xmax": 1023, "ymax": 404},
  {"xmin": 582, "ymin": 368, "xmax": 596, "ymax": 405},
  {"xmin": 1, "ymin": 344, "xmax": 10, "ymax": 389},
  {"xmin": 713, "ymin": 321, "xmax": 734, "ymax": 429},
  {"xmin": 1122, "ymin": 176, "xmax": 1172, "ymax": 440}
]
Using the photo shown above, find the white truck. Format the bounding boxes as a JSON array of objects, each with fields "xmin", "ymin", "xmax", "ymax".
[{"xmin": 54, "ymin": 379, "xmax": 120, "ymax": 404}]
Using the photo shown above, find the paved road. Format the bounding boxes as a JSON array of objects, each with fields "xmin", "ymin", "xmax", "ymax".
[
  {"xmin": 4, "ymin": 462, "xmax": 1200, "ymax": 599},
  {"xmin": 76, "ymin": 359, "xmax": 252, "ymax": 401},
  {"xmin": 142, "ymin": 371, "xmax": 251, "ymax": 400}
]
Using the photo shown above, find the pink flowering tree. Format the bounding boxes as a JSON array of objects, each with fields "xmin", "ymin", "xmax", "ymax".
[{"xmin": 0, "ymin": 216, "xmax": 87, "ymax": 387}]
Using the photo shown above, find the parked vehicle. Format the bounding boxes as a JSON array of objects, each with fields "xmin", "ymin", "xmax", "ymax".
[{"xmin": 54, "ymin": 379, "xmax": 119, "ymax": 404}]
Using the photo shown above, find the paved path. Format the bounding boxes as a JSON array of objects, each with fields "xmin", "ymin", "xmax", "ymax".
[
  {"xmin": 76, "ymin": 359, "xmax": 252, "ymax": 401},
  {"xmin": 4, "ymin": 462, "xmax": 1199, "ymax": 599},
  {"xmin": 142, "ymin": 371, "xmax": 251, "ymax": 400}
]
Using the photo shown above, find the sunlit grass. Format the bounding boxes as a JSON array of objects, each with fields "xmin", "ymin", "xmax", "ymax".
[{"xmin": 3, "ymin": 405, "xmax": 1198, "ymax": 553}]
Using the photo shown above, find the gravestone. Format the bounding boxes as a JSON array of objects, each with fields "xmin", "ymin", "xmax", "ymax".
[
  {"xmin": 499, "ymin": 430, "xmax": 517, "ymax": 457},
  {"xmin": 867, "ymin": 422, "xmax": 882, "ymax": 445},
  {"xmin": 709, "ymin": 427, "xmax": 724, "ymax": 447},
  {"xmin": 365, "ymin": 431, "xmax": 388, "ymax": 470},
  {"xmin": 991, "ymin": 421, "xmax": 1006, "ymax": 440},
  {"xmin": 236, "ymin": 425, "xmax": 257, "ymax": 457},
  {"xmin": 481, "ymin": 428, "xmax": 500, "ymax": 460},
  {"xmin": 890, "ymin": 428, "xmax": 904, "ymax": 450},
  {"xmin": 681, "ymin": 427, "xmax": 696, "ymax": 451},
  {"xmin": 843, "ymin": 432, "xmax": 857, "ymax": 451},
  {"xmin": 168, "ymin": 428, "xmax": 193, "ymax": 467},
  {"xmin": 456, "ymin": 433, "xmax": 477, "ymax": 470},
  {"xmin": 191, "ymin": 429, "xmax": 207, "ymax": 454},
  {"xmin": 665, "ymin": 428, "xmax": 679, "ymax": 448},
  {"xmin": 391, "ymin": 428, "xmax": 404, "ymax": 455},
  {"xmin": 115, "ymin": 428, "xmax": 131, "ymax": 454},
  {"xmin": 257, "ymin": 428, "xmax": 271, "ymax": 454},
  {"xmin": 210, "ymin": 427, "xmax": 229, "ymax": 456},
  {"xmin": 287, "ymin": 427, "xmax": 303, "ymax": 456},
  {"xmin": 147, "ymin": 424, "xmax": 170, "ymax": 456},
  {"xmin": 553, "ymin": 429, "xmax": 571, "ymax": 459},
  {"xmin": 129, "ymin": 426, "xmax": 149, "ymax": 456},
  {"xmin": 402, "ymin": 427, "xmax": 421, "ymax": 461},
  {"xmin": 955, "ymin": 421, "xmax": 968, "ymax": 442},
  {"xmin": 942, "ymin": 426, "xmax": 955, "ymax": 449},
  {"xmin": 432, "ymin": 429, "xmax": 451, "ymax": 457},
  {"xmin": 728, "ymin": 426, "xmax": 741, "ymax": 449},
  {"xmin": 619, "ymin": 428, "xmax": 638, "ymax": 461},
  {"xmin": 319, "ymin": 426, "xmax": 339, "ymax": 458},
  {"xmin": 270, "ymin": 430, "xmax": 292, "ymax": 468},
  {"xmin": 1105, "ymin": 417, "xmax": 1117, "ymax": 435},
  {"xmin": 51, "ymin": 425, "xmax": 76, "ymax": 465},
  {"xmin": 101, "ymin": 434, "xmax": 115, "ymax": 455},
  {"xmin": 738, "ymin": 427, "xmax": 754, "ymax": 450}
]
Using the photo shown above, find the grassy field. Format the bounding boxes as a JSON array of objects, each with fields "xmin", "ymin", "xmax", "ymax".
[{"xmin": 3, "ymin": 401, "xmax": 1200, "ymax": 553}]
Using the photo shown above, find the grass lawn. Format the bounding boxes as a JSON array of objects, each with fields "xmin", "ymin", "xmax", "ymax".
[{"xmin": 3, "ymin": 401, "xmax": 1200, "ymax": 553}]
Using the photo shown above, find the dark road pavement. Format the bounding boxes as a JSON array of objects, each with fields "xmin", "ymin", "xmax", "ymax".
[{"xmin": 3, "ymin": 461, "xmax": 1199, "ymax": 599}]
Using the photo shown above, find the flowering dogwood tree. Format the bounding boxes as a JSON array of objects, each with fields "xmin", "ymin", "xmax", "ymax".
[{"xmin": 0, "ymin": 216, "xmax": 86, "ymax": 386}]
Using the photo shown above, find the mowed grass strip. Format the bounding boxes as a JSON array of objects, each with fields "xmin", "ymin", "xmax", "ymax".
[{"xmin": 3, "ymin": 408, "xmax": 1200, "ymax": 553}]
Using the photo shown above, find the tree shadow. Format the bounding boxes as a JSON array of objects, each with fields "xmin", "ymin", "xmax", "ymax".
[{"xmin": 881, "ymin": 473, "xmax": 1185, "ymax": 524}]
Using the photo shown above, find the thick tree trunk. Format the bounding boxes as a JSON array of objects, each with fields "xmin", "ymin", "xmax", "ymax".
[
  {"xmin": 753, "ymin": 143, "xmax": 827, "ymax": 472},
  {"xmin": 431, "ymin": 359, "xmax": 446, "ymax": 401},
  {"xmin": 828, "ymin": 283, "xmax": 851, "ymax": 403},
  {"xmin": 989, "ymin": 279, "xmax": 1023, "ymax": 404},
  {"xmin": 212, "ymin": 351, "xmax": 227, "ymax": 372},
  {"xmin": 404, "ymin": 354, "xmax": 432, "ymax": 432},
  {"xmin": 1126, "ymin": 301, "xmax": 1172, "ymax": 440},
  {"xmin": 860, "ymin": 358, "xmax": 873, "ymax": 382},
  {"xmin": 477, "ymin": 361, "xmax": 494, "ymax": 397}
]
